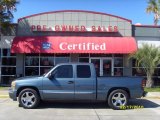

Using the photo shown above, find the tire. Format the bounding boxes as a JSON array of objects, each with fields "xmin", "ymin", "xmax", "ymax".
[
  {"xmin": 18, "ymin": 88, "xmax": 40, "ymax": 109},
  {"xmin": 108, "ymin": 89, "xmax": 128, "ymax": 110}
]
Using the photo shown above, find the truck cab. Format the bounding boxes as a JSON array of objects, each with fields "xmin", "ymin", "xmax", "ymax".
[{"xmin": 42, "ymin": 63, "xmax": 97, "ymax": 100}]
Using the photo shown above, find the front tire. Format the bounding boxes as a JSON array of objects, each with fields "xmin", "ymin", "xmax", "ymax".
[
  {"xmin": 108, "ymin": 89, "xmax": 128, "ymax": 110},
  {"xmin": 18, "ymin": 88, "xmax": 40, "ymax": 109}
]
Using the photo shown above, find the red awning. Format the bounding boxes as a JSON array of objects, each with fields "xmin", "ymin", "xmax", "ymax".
[{"xmin": 11, "ymin": 36, "xmax": 137, "ymax": 54}]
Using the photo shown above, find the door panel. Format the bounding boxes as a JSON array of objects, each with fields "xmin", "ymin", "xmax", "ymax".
[
  {"xmin": 75, "ymin": 65, "xmax": 96, "ymax": 100},
  {"xmin": 42, "ymin": 65, "xmax": 74, "ymax": 100}
]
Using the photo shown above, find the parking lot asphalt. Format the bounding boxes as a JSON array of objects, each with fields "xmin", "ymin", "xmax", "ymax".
[{"xmin": 0, "ymin": 98, "xmax": 159, "ymax": 120}]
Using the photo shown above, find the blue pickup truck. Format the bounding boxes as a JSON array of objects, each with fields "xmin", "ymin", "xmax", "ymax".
[{"xmin": 9, "ymin": 63, "xmax": 145, "ymax": 110}]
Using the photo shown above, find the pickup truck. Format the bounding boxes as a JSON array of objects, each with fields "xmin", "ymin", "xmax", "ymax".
[{"xmin": 9, "ymin": 63, "xmax": 145, "ymax": 110}]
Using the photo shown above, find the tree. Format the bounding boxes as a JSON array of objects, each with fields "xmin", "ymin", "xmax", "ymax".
[
  {"xmin": 0, "ymin": 0, "xmax": 19, "ymax": 33},
  {"xmin": 146, "ymin": 0, "xmax": 160, "ymax": 25},
  {"xmin": 129, "ymin": 44, "xmax": 160, "ymax": 88}
]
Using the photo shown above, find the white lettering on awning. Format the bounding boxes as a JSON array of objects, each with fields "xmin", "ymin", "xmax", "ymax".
[{"xmin": 59, "ymin": 42, "xmax": 106, "ymax": 51}]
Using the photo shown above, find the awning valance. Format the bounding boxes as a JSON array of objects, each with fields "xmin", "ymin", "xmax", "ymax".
[{"xmin": 11, "ymin": 36, "xmax": 137, "ymax": 54}]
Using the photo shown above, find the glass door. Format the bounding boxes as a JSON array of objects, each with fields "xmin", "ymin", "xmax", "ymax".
[
  {"xmin": 90, "ymin": 58, "xmax": 100, "ymax": 76},
  {"xmin": 90, "ymin": 58, "xmax": 113, "ymax": 76},
  {"xmin": 102, "ymin": 59, "xmax": 113, "ymax": 76}
]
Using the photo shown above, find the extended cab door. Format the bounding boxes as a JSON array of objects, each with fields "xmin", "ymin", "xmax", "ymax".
[
  {"xmin": 75, "ymin": 64, "xmax": 96, "ymax": 100},
  {"xmin": 42, "ymin": 65, "xmax": 74, "ymax": 100}
]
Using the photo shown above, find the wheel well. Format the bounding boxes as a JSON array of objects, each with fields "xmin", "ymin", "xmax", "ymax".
[
  {"xmin": 107, "ymin": 87, "xmax": 130, "ymax": 99},
  {"xmin": 16, "ymin": 86, "xmax": 41, "ymax": 98}
]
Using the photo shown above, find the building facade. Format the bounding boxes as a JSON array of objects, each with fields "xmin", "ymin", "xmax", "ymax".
[{"xmin": 0, "ymin": 10, "xmax": 160, "ymax": 86}]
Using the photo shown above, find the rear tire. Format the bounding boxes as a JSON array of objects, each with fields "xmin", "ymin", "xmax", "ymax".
[
  {"xmin": 108, "ymin": 89, "xmax": 128, "ymax": 110},
  {"xmin": 18, "ymin": 88, "xmax": 40, "ymax": 109}
]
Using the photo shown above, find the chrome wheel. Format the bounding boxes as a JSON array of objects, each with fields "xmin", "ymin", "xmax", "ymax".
[
  {"xmin": 111, "ymin": 93, "xmax": 127, "ymax": 107},
  {"xmin": 21, "ymin": 92, "xmax": 36, "ymax": 107}
]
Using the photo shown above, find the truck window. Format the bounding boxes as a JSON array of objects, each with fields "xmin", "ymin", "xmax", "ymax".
[
  {"xmin": 53, "ymin": 65, "xmax": 73, "ymax": 78},
  {"xmin": 77, "ymin": 65, "xmax": 91, "ymax": 78}
]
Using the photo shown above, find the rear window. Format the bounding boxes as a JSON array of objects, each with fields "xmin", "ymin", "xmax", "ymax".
[{"xmin": 77, "ymin": 65, "xmax": 91, "ymax": 78}]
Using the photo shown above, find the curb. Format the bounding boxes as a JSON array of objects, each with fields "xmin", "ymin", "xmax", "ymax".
[
  {"xmin": 145, "ymin": 92, "xmax": 160, "ymax": 98},
  {"xmin": 144, "ymin": 97, "xmax": 160, "ymax": 99}
]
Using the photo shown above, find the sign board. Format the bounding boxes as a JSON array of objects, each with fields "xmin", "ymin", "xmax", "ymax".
[{"xmin": 31, "ymin": 25, "xmax": 118, "ymax": 32}]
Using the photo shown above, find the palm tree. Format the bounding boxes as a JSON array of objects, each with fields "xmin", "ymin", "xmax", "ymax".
[
  {"xmin": 0, "ymin": 0, "xmax": 19, "ymax": 35},
  {"xmin": 129, "ymin": 44, "xmax": 160, "ymax": 88},
  {"xmin": 146, "ymin": 0, "xmax": 160, "ymax": 25}
]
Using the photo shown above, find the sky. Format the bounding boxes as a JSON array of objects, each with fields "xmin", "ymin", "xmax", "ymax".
[{"xmin": 13, "ymin": 0, "xmax": 156, "ymax": 25}]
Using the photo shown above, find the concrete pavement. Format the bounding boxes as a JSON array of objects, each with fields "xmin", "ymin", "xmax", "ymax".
[
  {"xmin": 0, "ymin": 98, "xmax": 159, "ymax": 120},
  {"xmin": 145, "ymin": 92, "xmax": 160, "ymax": 99}
]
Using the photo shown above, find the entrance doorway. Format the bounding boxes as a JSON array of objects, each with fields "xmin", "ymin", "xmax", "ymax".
[{"xmin": 90, "ymin": 58, "xmax": 113, "ymax": 76}]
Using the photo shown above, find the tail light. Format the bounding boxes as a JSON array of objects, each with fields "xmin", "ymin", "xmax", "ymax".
[{"xmin": 141, "ymin": 79, "xmax": 146, "ymax": 88}]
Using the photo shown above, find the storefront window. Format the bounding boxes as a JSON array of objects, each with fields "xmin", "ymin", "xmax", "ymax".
[
  {"xmin": 79, "ymin": 54, "xmax": 89, "ymax": 63},
  {"xmin": 55, "ymin": 57, "xmax": 70, "ymax": 65},
  {"xmin": 114, "ymin": 54, "xmax": 123, "ymax": 57},
  {"xmin": 2, "ymin": 58, "xmax": 16, "ymax": 66},
  {"xmin": 90, "ymin": 54, "xmax": 112, "ymax": 57},
  {"xmin": 55, "ymin": 54, "xmax": 70, "ymax": 57},
  {"xmin": 2, "ymin": 49, "xmax": 10, "ymax": 56},
  {"xmin": 114, "ymin": 68, "xmax": 123, "ymax": 76},
  {"xmin": 132, "ymin": 59, "xmax": 146, "ymax": 76},
  {"xmin": 2, "ymin": 49, "xmax": 16, "ymax": 56},
  {"xmin": 114, "ymin": 58, "xmax": 123, "ymax": 67},
  {"xmin": 25, "ymin": 54, "xmax": 70, "ymax": 76},
  {"xmin": 40, "ymin": 67, "xmax": 52, "ymax": 75},
  {"xmin": 79, "ymin": 54, "xmax": 124, "ymax": 76},
  {"xmin": 26, "ymin": 53, "xmax": 39, "ymax": 56},
  {"xmin": 40, "ymin": 57, "xmax": 54, "ymax": 66},
  {"xmin": 1, "ymin": 76, "xmax": 16, "ymax": 85},
  {"xmin": 114, "ymin": 57, "xmax": 123, "ymax": 76},
  {"xmin": 132, "ymin": 68, "xmax": 146, "ymax": 76},
  {"xmin": 25, "ymin": 67, "xmax": 39, "ymax": 76},
  {"xmin": 0, "ymin": 49, "xmax": 16, "ymax": 85},
  {"xmin": 1, "ymin": 67, "xmax": 16, "ymax": 75},
  {"xmin": 79, "ymin": 58, "xmax": 89, "ymax": 63},
  {"xmin": 79, "ymin": 54, "xmax": 89, "ymax": 57},
  {"xmin": 0, "ymin": 49, "xmax": 1, "ymax": 58},
  {"xmin": 25, "ymin": 57, "xmax": 39, "ymax": 66}
]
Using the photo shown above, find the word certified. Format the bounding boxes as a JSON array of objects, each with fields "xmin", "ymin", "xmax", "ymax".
[{"xmin": 59, "ymin": 42, "xmax": 106, "ymax": 51}]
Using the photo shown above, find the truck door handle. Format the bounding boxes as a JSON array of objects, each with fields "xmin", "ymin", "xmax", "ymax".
[{"xmin": 68, "ymin": 81, "xmax": 74, "ymax": 84}]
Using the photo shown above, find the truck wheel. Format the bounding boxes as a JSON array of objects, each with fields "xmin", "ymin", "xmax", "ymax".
[
  {"xmin": 18, "ymin": 88, "xmax": 40, "ymax": 109},
  {"xmin": 108, "ymin": 89, "xmax": 128, "ymax": 110}
]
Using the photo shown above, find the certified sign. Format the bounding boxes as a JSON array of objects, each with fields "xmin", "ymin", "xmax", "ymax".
[{"xmin": 42, "ymin": 42, "xmax": 51, "ymax": 49}]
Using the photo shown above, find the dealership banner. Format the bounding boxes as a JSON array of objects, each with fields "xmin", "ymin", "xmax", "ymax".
[{"xmin": 11, "ymin": 36, "xmax": 137, "ymax": 54}]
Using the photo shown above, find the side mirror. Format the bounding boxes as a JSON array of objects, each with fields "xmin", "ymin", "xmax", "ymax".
[{"xmin": 48, "ymin": 73, "xmax": 54, "ymax": 80}]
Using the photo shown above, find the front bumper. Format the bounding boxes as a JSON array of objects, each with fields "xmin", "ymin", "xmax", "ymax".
[{"xmin": 8, "ymin": 88, "xmax": 17, "ymax": 101}]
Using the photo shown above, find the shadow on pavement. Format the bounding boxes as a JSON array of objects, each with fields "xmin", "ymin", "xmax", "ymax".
[
  {"xmin": 38, "ymin": 102, "xmax": 109, "ymax": 109},
  {"xmin": 37, "ymin": 98, "xmax": 160, "ymax": 109},
  {"xmin": 129, "ymin": 98, "xmax": 160, "ymax": 108}
]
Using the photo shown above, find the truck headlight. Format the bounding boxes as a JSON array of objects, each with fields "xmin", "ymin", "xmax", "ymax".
[{"xmin": 11, "ymin": 81, "xmax": 16, "ymax": 89}]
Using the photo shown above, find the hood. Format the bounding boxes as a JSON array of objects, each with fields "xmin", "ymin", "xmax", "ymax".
[{"xmin": 15, "ymin": 76, "xmax": 43, "ymax": 81}]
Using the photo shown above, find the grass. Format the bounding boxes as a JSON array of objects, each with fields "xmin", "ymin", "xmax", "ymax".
[
  {"xmin": 144, "ymin": 86, "xmax": 160, "ymax": 92},
  {"xmin": 0, "ymin": 87, "xmax": 9, "ymax": 90}
]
